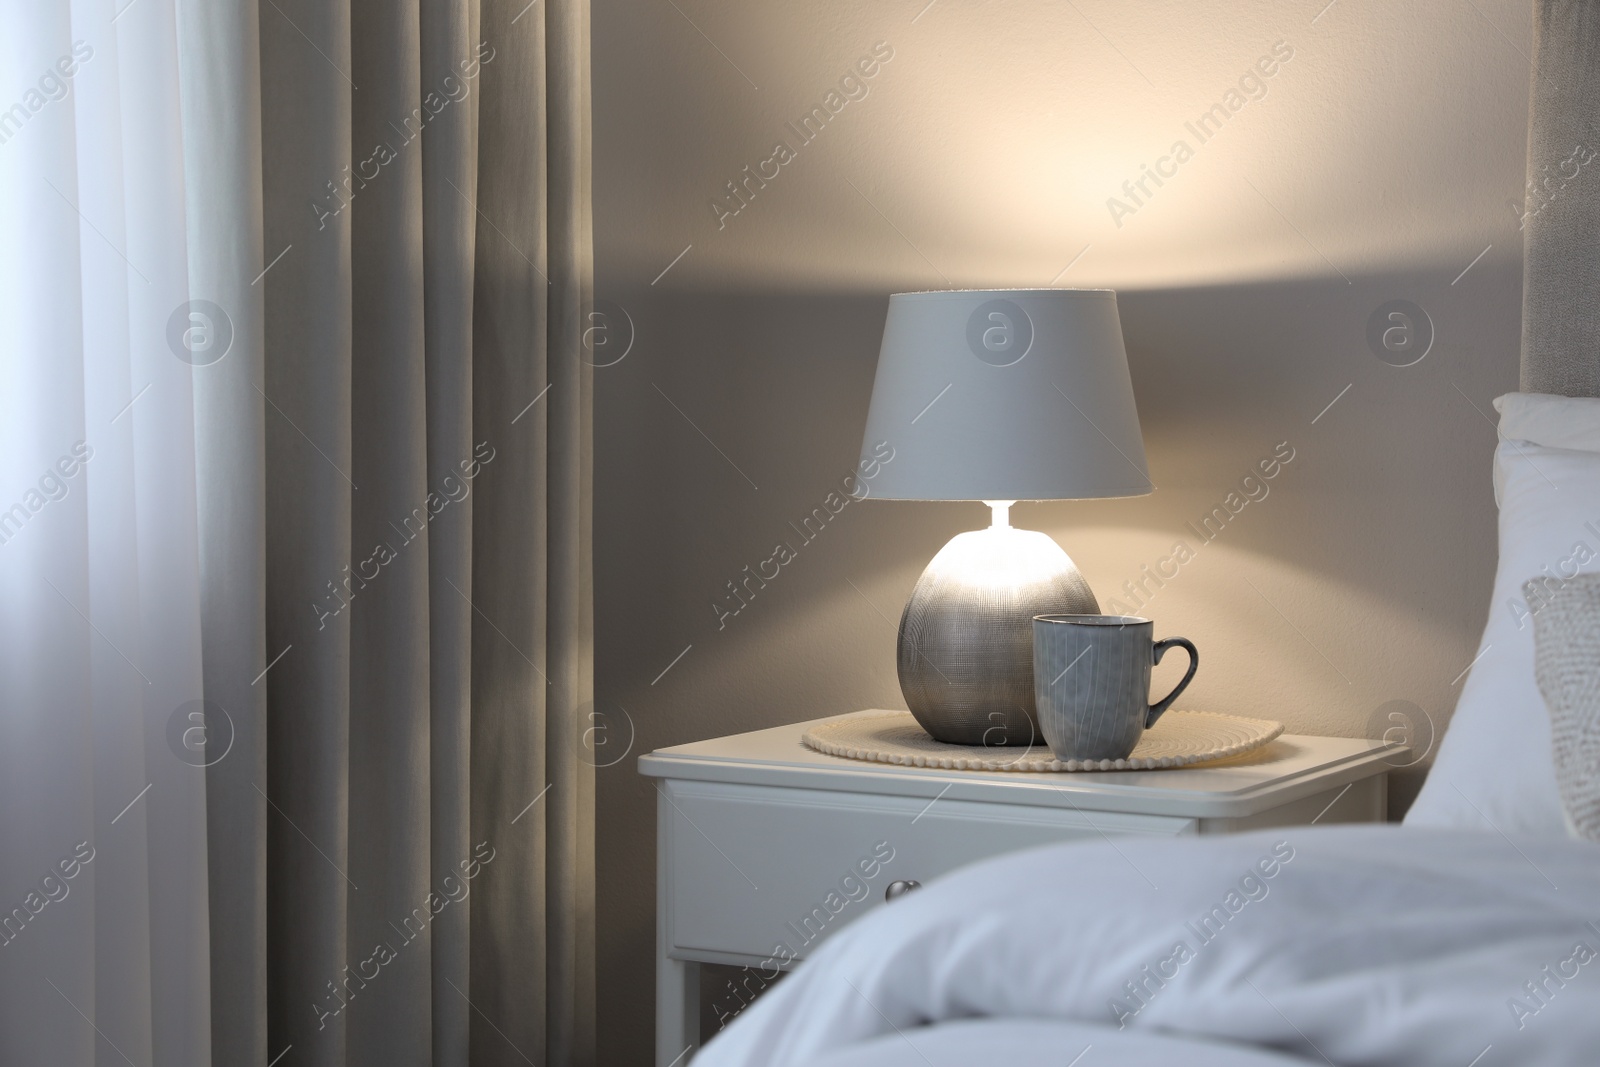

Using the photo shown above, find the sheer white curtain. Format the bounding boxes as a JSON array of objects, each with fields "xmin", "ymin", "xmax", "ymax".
[{"xmin": 0, "ymin": 0, "xmax": 211, "ymax": 1062}]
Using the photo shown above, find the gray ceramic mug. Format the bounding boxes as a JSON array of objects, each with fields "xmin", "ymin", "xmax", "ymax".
[{"xmin": 1032, "ymin": 614, "xmax": 1199, "ymax": 761}]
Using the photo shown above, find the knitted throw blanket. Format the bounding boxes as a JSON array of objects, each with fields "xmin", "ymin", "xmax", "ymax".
[{"xmin": 1528, "ymin": 573, "xmax": 1600, "ymax": 841}]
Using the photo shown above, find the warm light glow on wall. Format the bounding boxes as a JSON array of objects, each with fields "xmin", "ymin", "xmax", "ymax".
[{"xmin": 599, "ymin": 0, "xmax": 1529, "ymax": 292}]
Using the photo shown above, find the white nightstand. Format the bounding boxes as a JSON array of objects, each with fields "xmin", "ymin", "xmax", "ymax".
[{"xmin": 638, "ymin": 710, "xmax": 1405, "ymax": 1066}]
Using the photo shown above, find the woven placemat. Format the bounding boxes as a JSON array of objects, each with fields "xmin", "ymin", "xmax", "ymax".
[{"xmin": 802, "ymin": 710, "xmax": 1284, "ymax": 772}]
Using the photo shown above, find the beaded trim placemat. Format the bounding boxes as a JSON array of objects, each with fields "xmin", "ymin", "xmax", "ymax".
[{"xmin": 801, "ymin": 709, "xmax": 1284, "ymax": 772}]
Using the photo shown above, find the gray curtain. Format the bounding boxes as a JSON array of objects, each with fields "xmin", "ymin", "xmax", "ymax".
[
  {"xmin": 1522, "ymin": 0, "xmax": 1600, "ymax": 397},
  {"xmin": 182, "ymin": 1, "xmax": 594, "ymax": 1065}
]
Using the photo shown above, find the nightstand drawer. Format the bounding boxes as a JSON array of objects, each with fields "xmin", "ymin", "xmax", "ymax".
[{"xmin": 660, "ymin": 778, "xmax": 1194, "ymax": 963}]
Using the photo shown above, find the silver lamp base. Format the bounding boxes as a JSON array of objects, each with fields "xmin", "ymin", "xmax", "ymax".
[{"xmin": 896, "ymin": 503, "xmax": 1099, "ymax": 746}]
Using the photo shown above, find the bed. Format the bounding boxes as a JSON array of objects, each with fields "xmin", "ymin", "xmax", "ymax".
[{"xmin": 692, "ymin": 825, "xmax": 1600, "ymax": 1066}]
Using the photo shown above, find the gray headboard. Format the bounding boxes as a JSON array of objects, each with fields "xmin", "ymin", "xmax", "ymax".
[{"xmin": 1522, "ymin": 1, "xmax": 1600, "ymax": 397}]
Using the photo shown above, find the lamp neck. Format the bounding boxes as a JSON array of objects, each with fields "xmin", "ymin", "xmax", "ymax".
[{"xmin": 984, "ymin": 500, "xmax": 1015, "ymax": 530}]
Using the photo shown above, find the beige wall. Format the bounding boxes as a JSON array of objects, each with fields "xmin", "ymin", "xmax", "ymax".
[{"xmin": 592, "ymin": 0, "xmax": 1528, "ymax": 1060}]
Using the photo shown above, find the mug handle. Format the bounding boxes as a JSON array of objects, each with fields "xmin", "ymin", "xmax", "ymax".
[{"xmin": 1147, "ymin": 638, "xmax": 1198, "ymax": 728}]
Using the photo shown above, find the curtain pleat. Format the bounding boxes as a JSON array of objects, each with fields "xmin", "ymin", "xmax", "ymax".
[
  {"xmin": 119, "ymin": 4, "xmax": 214, "ymax": 1061},
  {"xmin": 546, "ymin": 0, "xmax": 596, "ymax": 1059},
  {"xmin": 418, "ymin": 2, "xmax": 481, "ymax": 1066},
  {"xmin": 469, "ymin": 1, "xmax": 550, "ymax": 1063},
  {"xmin": 1, "ymin": 5, "xmax": 124, "ymax": 1065},
  {"xmin": 347, "ymin": 1, "xmax": 435, "ymax": 1064},
  {"xmin": 260, "ymin": 2, "xmax": 355, "ymax": 1066},
  {"xmin": 72, "ymin": 9, "xmax": 160, "ymax": 1067},
  {"xmin": 174, "ymin": 0, "xmax": 270, "ymax": 1063}
]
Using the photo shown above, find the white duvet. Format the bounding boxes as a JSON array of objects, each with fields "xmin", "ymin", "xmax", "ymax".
[{"xmin": 694, "ymin": 826, "xmax": 1600, "ymax": 1067}]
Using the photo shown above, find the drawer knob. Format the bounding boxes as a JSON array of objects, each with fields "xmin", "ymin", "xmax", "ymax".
[{"xmin": 885, "ymin": 880, "xmax": 922, "ymax": 901}]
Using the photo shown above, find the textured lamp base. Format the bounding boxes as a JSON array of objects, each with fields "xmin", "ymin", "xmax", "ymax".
[{"xmin": 897, "ymin": 509, "xmax": 1099, "ymax": 745}]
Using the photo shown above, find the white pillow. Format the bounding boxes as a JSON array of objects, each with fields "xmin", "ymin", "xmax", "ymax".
[
  {"xmin": 1491, "ymin": 392, "xmax": 1600, "ymax": 503},
  {"xmin": 1406, "ymin": 440, "xmax": 1600, "ymax": 837},
  {"xmin": 1494, "ymin": 391, "xmax": 1600, "ymax": 449}
]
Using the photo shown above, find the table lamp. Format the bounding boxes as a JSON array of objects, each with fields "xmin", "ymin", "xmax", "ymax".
[{"xmin": 857, "ymin": 289, "xmax": 1152, "ymax": 745}]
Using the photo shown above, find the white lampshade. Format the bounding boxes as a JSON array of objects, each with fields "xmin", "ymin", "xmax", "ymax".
[{"xmin": 857, "ymin": 289, "xmax": 1152, "ymax": 501}]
